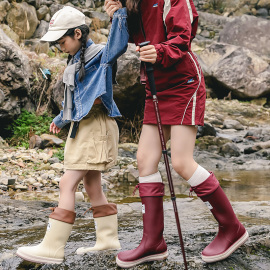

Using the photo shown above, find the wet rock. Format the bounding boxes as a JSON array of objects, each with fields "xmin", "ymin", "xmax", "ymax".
[
  {"xmin": 220, "ymin": 142, "xmax": 241, "ymax": 157},
  {"xmin": 223, "ymin": 119, "xmax": 244, "ymax": 130},
  {"xmin": 196, "ymin": 123, "xmax": 216, "ymax": 138},
  {"xmin": 244, "ymin": 140, "xmax": 270, "ymax": 154}
]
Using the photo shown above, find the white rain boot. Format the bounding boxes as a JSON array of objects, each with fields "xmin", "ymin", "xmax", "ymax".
[
  {"xmin": 16, "ymin": 207, "xmax": 76, "ymax": 264},
  {"xmin": 76, "ymin": 203, "xmax": 121, "ymax": 254}
]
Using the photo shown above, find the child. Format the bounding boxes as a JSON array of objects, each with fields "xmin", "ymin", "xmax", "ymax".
[
  {"xmin": 16, "ymin": 3, "xmax": 128, "ymax": 264},
  {"xmin": 105, "ymin": 0, "xmax": 249, "ymax": 268}
]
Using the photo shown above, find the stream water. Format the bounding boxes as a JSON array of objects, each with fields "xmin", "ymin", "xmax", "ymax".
[{"xmin": 1, "ymin": 170, "xmax": 269, "ymax": 270}]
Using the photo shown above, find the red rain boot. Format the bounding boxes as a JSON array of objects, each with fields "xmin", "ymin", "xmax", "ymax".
[
  {"xmin": 191, "ymin": 172, "xmax": 249, "ymax": 263},
  {"xmin": 116, "ymin": 183, "xmax": 168, "ymax": 268}
]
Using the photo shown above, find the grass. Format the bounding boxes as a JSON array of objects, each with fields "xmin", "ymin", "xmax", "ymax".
[{"xmin": 6, "ymin": 109, "xmax": 53, "ymax": 149}]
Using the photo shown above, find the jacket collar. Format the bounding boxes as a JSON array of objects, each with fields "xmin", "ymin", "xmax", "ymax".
[{"xmin": 73, "ymin": 39, "xmax": 94, "ymax": 62}]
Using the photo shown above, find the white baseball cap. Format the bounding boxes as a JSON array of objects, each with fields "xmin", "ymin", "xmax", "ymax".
[{"xmin": 41, "ymin": 6, "xmax": 86, "ymax": 42}]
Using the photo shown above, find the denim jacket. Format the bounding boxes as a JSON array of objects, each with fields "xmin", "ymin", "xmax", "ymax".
[{"xmin": 53, "ymin": 8, "xmax": 129, "ymax": 128}]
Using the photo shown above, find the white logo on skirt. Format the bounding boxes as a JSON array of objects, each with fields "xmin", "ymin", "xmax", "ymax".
[
  {"xmin": 142, "ymin": 204, "xmax": 145, "ymax": 214},
  {"xmin": 204, "ymin": 201, "xmax": 213, "ymax": 210}
]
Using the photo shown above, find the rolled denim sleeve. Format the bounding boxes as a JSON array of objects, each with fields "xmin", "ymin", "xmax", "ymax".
[
  {"xmin": 101, "ymin": 8, "xmax": 129, "ymax": 65},
  {"xmin": 53, "ymin": 112, "xmax": 71, "ymax": 129}
]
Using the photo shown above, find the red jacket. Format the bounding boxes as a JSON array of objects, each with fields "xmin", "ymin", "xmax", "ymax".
[{"xmin": 130, "ymin": 0, "xmax": 201, "ymax": 92}]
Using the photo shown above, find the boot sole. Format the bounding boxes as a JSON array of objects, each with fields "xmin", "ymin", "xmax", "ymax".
[
  {"xmin": 116, "ymin": 250, "xmax": 168, "ymax": 268},
  {"xmin": 16, "ymin": 250, "xmax": 63, "ymax": 264},
  {"xmin": 202, "ymin": 230, "xmax": 249, "ymax": 263}
]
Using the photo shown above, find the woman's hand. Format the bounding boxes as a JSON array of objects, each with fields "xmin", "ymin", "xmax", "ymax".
[
  {"xmin": 136, "ymin": 45, "xmax": 157, "ymax": 64},
  {"xmin": 50, "ymin": 122, "xmax": 61, "ymax": 134},
  {"xmin": 105, "ymin": 0, "xmax": 122, "ymax": 18}
]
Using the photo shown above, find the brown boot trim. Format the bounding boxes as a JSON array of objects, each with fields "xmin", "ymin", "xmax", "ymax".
[
  {"xmin": 49, "ymin": 207, "xmax": 76, "ymax": 224},
  {"xmin": 91, "ymin": 203, "xmax": 117, "ymax": 218}
]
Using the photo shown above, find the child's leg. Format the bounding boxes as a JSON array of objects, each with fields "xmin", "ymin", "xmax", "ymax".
[
  {"xmin": 58, "ymin": 169, "xmax": 88, "ymax": 211},
  {"xmin": 16, "ymin": 169, "xmax": 87, "ymax": 264},
  {"xmin": 170, "ymin": 125, "xmax": 248, "ymax": 263},
  {"xmin": 76, "ymin": 170, "xmax": 120, "ymax": 254},
  {"xmin": 83, "ymin": 170, "xmax": 108, "ymax": 206},
  {"xmin": 116, "ymin": 124, "xmax": 170, "ymax": 268}
]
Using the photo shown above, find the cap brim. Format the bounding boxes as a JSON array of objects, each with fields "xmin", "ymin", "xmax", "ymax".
[{"xmin": 40, "ymin": 29, "xmax": 68, "ymax": 42}]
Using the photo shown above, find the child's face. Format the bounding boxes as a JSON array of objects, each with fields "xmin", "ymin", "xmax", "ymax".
[{"xmin": 57, "ymin": 29, "xmax": 82, "ymax": 56}]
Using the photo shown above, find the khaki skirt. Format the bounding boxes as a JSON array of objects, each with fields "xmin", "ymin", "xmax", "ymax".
[{"xmin": 64, "ymin": 104, "xmax": 119, "ymax": 171}]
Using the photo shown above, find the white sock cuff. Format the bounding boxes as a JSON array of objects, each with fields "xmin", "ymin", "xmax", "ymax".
[
  {"xmin": 187, "ymin": 165, "xmax": 210, "ymax": 187},
  {"xmin": 139, "ymin": 171, "xmax": 162, "ymax": 183}
]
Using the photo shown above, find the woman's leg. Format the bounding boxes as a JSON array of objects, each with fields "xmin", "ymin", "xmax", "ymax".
[
  {"xmin": 83, "ymin": 170, "xmax": 108, "ymax": 207},
  {"xmin": 170, "ymin": 125, "xmax": 199, "ymax": 179},
  {"xmin": 116, "ymin": 124, "xmax": 171, "ymax": 268},
  {"xmin": 137, "ymin": 124, "xmax": 171, "ymax": 177},
  {"xmin": 170, "ymin": 125, "xmax": 248, "ymax": 263},
  {"xmin": 58, "ymin": 170, "xmax": 88, "ymax": 211}
]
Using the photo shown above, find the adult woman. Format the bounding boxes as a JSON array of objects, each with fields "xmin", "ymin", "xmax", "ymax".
[{"xmin": 106, "ymin": 0, "xmax": 248, "ymax": 268}]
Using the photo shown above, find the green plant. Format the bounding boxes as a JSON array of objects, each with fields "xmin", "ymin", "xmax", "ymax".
[
  {"xmin": 7, "ymin": 109, "xmax": 53, "ymax": 148},
  {"xmin": 53, "ymin": 148, "xmax": 65, "ymax": 161}
]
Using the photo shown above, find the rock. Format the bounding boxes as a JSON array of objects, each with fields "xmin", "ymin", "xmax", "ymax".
[
  {"xmin": 200, "ymin": 42, "xmax": 270, "ymax": 99},
  {"xmin": 50, "ymin": 163, "xmax": 64, "ymax": 171},
  {"xmin": 0, "ymin": 36, "xmax": 30, "ymax": 130},
  {"xmin": 257, "ymin": 0, "xmax": 270, "ymax": 9},
  {"xmin": 0, "ymin": 1, "xmax": 10, "ymax": 23},
  {"xmin": 25, "ymin": 177, "xmax": 37, "ymax": 185},
  {"xmin": 256, "ymin": 8, "xmax": 268, "ymax": 18},
  {"xmin": 48, "ymin": 157, "xmax": 60, "ymax": 164},
  {"xmin": 29, "ymin": 135, "xmax": 42, "ymax": 149},
  {"xmin": 244, "ymin": 140, "xmax": 270, "ymax": 154},
  {"xmin": 89, "ymin": 11, "xmax": 110, "ymax": 29},
  {"xmin": 40, "ymin": 134, "xmax": 64, "ymax": 148},
  {"xmin": 113, "ymin": 44, "xmax": 145, "ymax": 118},
  {"xmin": 14, "ymin": 184, "xmax": 28, "ymax": 190},
  {"xmin": 75, "ymin": 192, "xmax": 84, "ymax": 202},
  {"xmin": 33, "ymin": 20, "xmax": 49, "ymax": 39},
  {"xmin": 24, "ymin": 38, "xmax": 50, "ymax": 54},
  {"xmin": 0, "ymin": 137, "xmax": 8, "ymax": 149},
  {"xmin": 219, "ymin": 142, "xmax": 241, "ymax": 157},
  {"xmin": 89, "ymin": 31, "xmax": 107, "ymax": 44},
  {"xmin": 219, "ymin": 15, "xmax": 270, "ymax": 57},
  {"xmin": 6, "ymin": 2, "xmax": 39, "ymax": 39},
  {"xmin": 223, "ymin": 119, "xmax": 244, "ymax": 130},
  {"xmin": 126, "ymin": 164, "xmax": 139, "ymax": 183},
  {"xmin": 0, "ymin": 24, "xmax": 20, "ymax": 44},
  {"xmin": 197, "ymin": 123, "xmax": 217, "ymax": 138},
  {"xmin": 37, "ymin": 5, "xmax": 49, "ymax": 20}
]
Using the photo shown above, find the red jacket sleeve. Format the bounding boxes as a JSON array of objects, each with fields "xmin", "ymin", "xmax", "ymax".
[{"xmin": 154, "ymin": 0, "xmax": 198, "ymax": 68}]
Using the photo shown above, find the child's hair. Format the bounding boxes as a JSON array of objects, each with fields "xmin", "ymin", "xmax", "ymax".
[
  {"xmin": 65, "ymin": 24, "xmax": 90, "ymax": 81},
  {"xmin": 50, "ymin": 24, "xmax": 90, "ymax": 82}
]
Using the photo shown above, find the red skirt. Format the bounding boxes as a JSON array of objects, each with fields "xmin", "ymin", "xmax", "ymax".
[{"xmin": 143, "ymin": 73, "xmax": 206, "ymax": 126}]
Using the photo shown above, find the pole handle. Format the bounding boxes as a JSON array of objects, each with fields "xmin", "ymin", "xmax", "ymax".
[{"xmin": 138, "ymin": 41, "xmax": 157, "ymax": 96}]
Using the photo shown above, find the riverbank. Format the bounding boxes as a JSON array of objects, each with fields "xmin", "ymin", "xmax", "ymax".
[
  {"xmin": 0, "ymin": 99, "xmax": 270, "ymax": 269},
  {"xmin": 0, "ymin": 195, "xmax": 270, "ymax": 270}
]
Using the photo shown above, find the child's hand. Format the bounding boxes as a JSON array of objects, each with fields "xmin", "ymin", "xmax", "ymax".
[
  {"xmin": 105, "ymin": 0, "xmax": 122, "ymax": 18},
  {"xmin": 136, "ymin": 45, "xmax": 157, "ymax": 64},
  {"xmin": 50, "ymin": 122, "xmax": 61, "ymax": 134}
]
